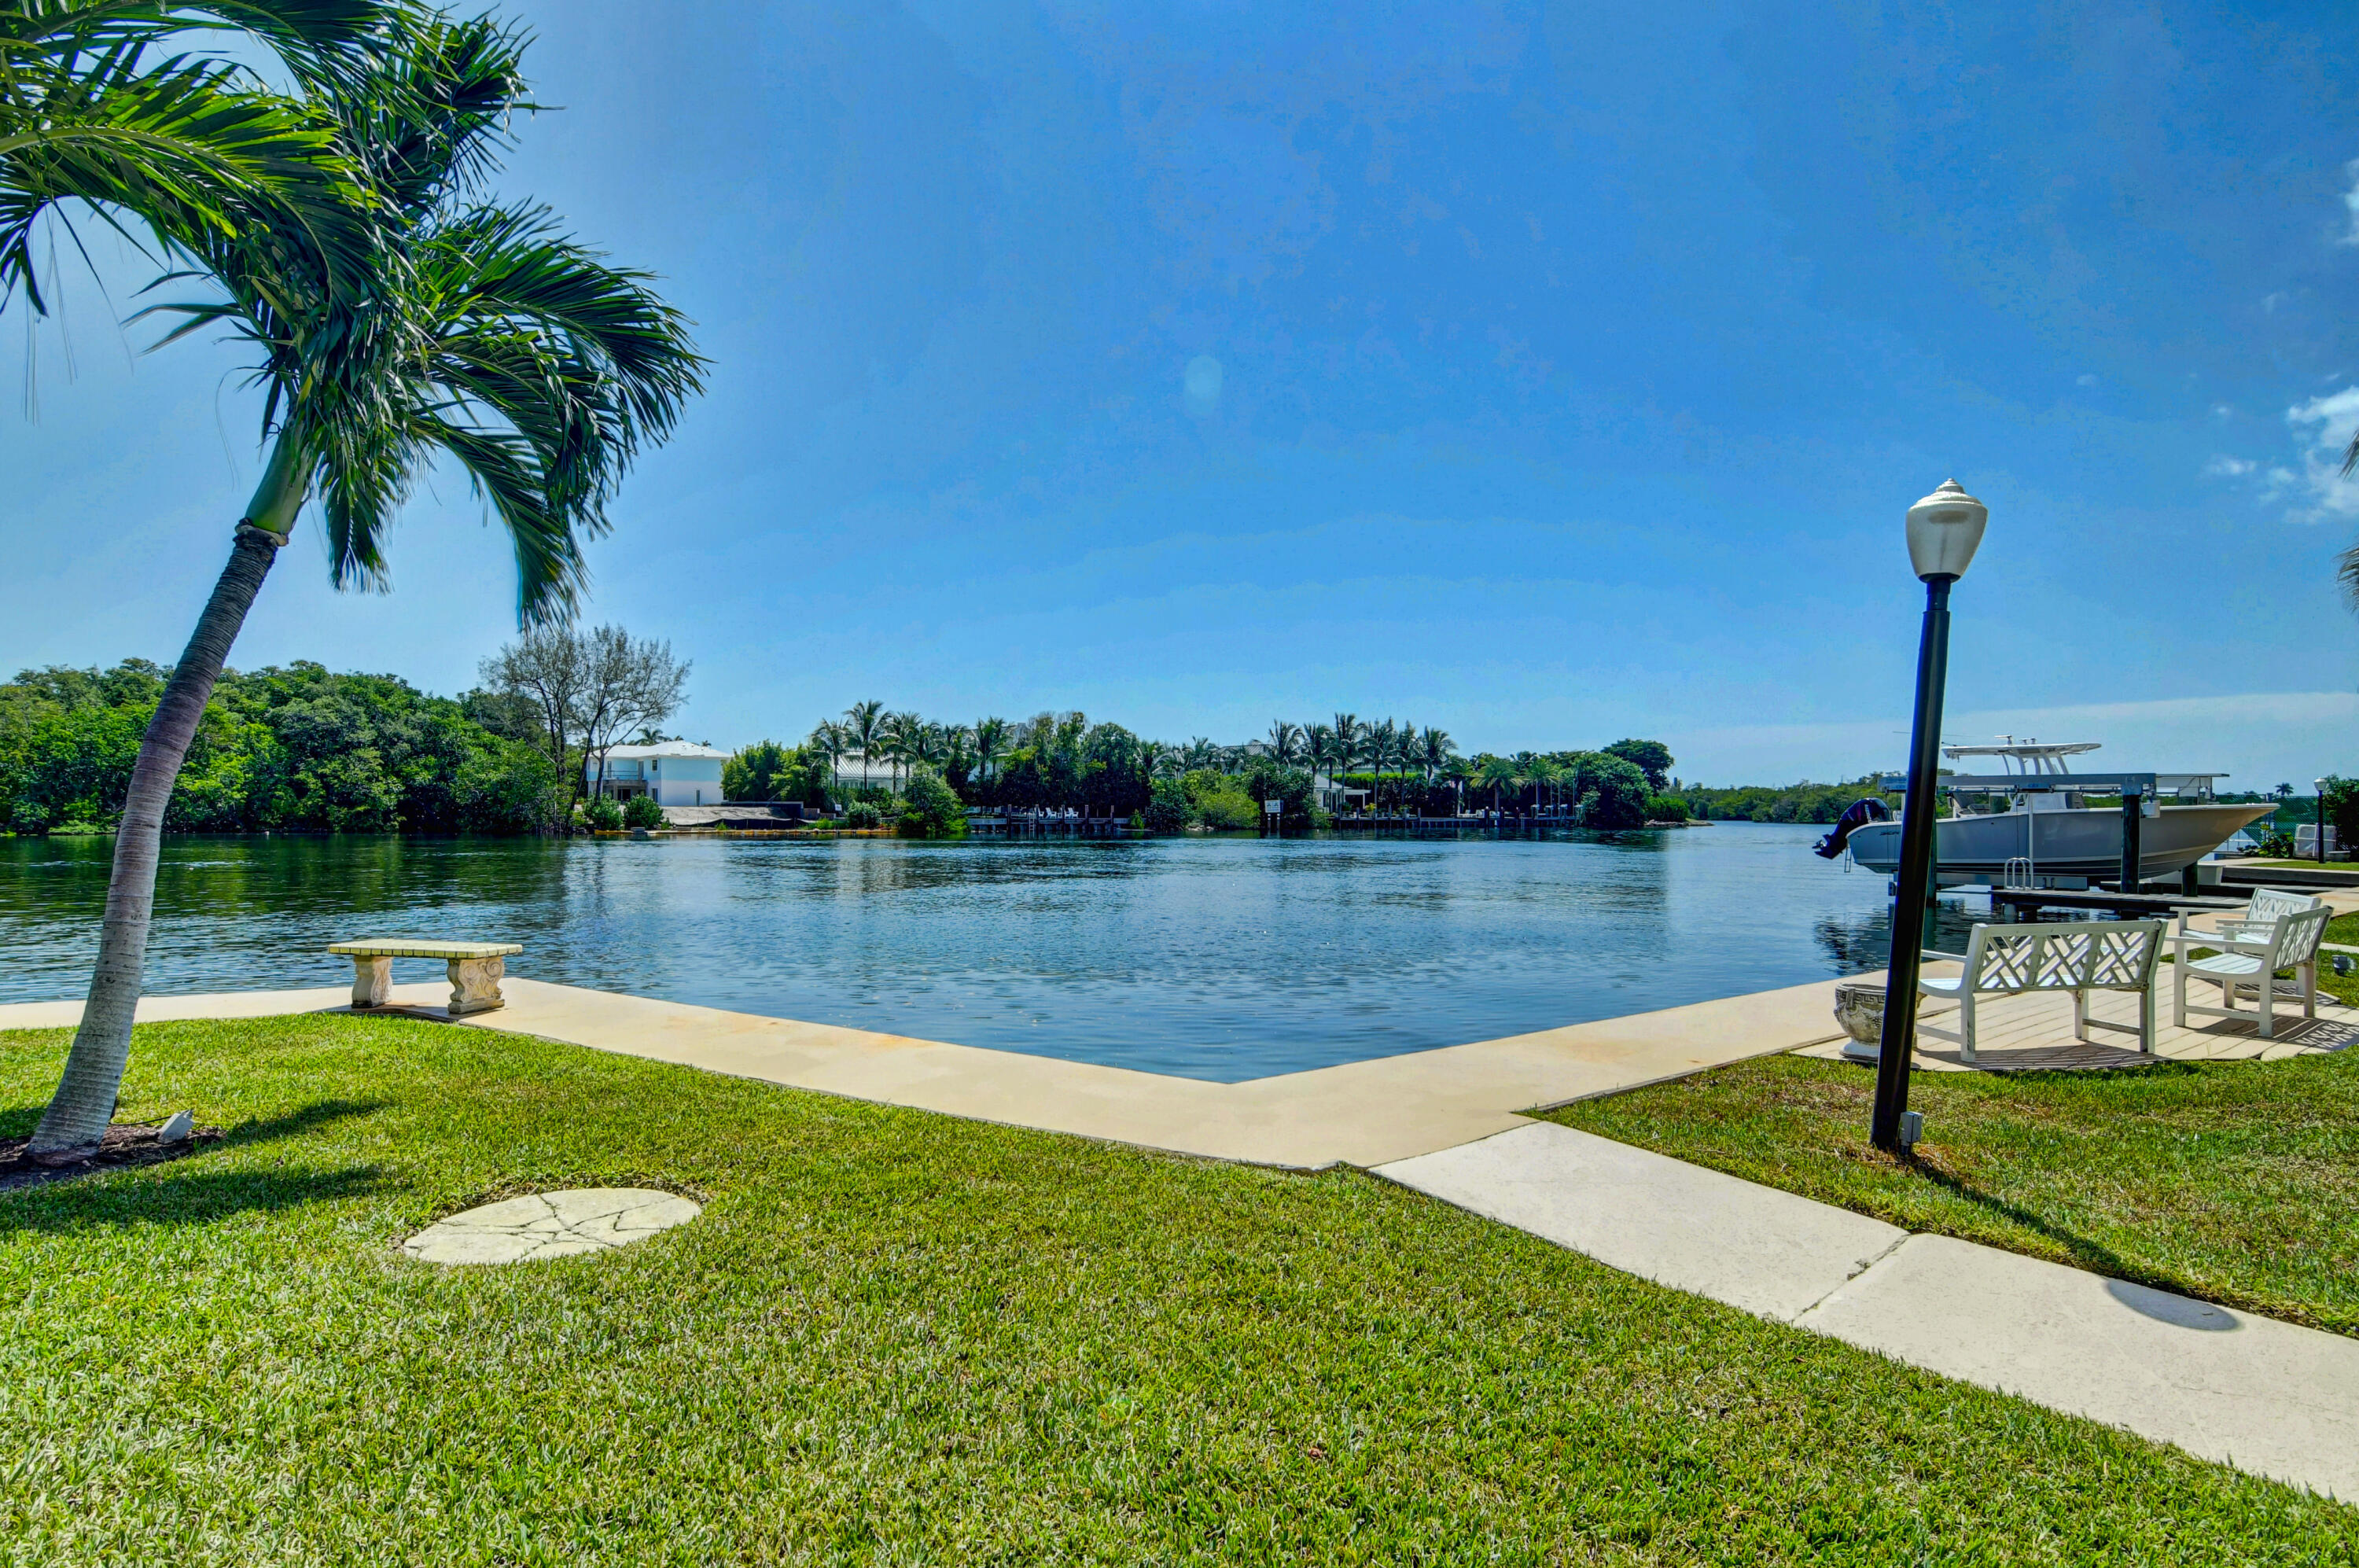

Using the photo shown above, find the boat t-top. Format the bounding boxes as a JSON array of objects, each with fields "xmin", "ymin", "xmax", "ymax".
[{"xmin": 1816, "ymin": 738, "xmax": 2273, "ymax": 890}]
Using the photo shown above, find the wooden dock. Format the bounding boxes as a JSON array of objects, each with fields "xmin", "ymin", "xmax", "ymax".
[
  {"xmin": 1987, "ymin": 885, "xmax": 2244, "ymax": 920},
  {"xmin": 965, "ymin": 815, "xmax": 1143, "ymax": 839}
]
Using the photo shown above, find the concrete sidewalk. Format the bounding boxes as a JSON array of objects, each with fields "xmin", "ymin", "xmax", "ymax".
[{"xmin": 1376, "ymin": 1123, "xmax": 2359, "ymax": 1504}]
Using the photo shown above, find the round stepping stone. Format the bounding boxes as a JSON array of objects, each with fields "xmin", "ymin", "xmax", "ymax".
[{"xmin": 400, "ymin": 1188, "xmax": 700, "ymax": 1264}]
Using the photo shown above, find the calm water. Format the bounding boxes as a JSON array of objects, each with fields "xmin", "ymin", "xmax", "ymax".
[{"xmin": 0, "ymin": 826, "xmax": 1978, "ymax": 1080}]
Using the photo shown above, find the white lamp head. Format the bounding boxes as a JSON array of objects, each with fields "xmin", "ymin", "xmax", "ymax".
[{"xmin": 1904, "ymin": 478, "xmax": 1988, "ymax": 581}]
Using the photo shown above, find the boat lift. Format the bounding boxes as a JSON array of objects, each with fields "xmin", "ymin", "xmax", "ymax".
[{"xmin": 1875, "ymin": 769, "xmax": 2210, "ymax": 895}]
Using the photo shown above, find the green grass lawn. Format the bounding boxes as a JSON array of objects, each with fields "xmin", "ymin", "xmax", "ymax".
[
  {"xmin": 1545, "ymin": 1049, "xmax": 2359, "ymax": 1343},
  {"xmin": 2, "ymin": 1016, "xmax": 2350, "ymax": 1563}
]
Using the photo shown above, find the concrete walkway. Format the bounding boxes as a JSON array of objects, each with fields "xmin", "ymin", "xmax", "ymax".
[
  {"xmin": 1376, "ymin": 1123, "xmax": 2359, "ymax": 1504},
  {"xmin": 0, "ymin": 974, "xmax": 1861, "ymax": 1169}
]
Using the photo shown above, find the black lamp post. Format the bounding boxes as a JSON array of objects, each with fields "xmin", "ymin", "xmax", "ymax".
[
  {"xmin": 1871, "ymin": 479, "xmax": 1989, "ymax": 1154},
  {"xmin": 2317, "ymin": 778, "xmax": 2330, "ymax": 864}
]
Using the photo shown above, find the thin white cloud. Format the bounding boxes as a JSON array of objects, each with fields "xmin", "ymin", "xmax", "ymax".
[
  {"xmin": 2280, "ymin": 387, "xmax": 2359, "ymax": 519},
  {"xmin": 2076, "ymin": 373, "xmax": 2099, "ymax": 387},
  {"xmin": 2211, "ymin": 403, "xmax": 2234, "ymax": 419},
  {"xmin": 2203, "ymin": 455, "xmax": 2255, "ymax": 477},
  {"xmin": 2342, "ymin": 156, "xmax": 2359, "ymax": 246}
]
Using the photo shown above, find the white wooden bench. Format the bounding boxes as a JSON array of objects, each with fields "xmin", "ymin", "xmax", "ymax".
[
  {"xmin": 327, "ymin": 939, "xmax": 523, "ymax": 1016},
  {"xmin": 1916, "ymin": 919, "xmax": 2166, "ymax": 1061}
]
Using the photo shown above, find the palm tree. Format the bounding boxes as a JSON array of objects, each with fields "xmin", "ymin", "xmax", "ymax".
[
  {"xmin": 1419, "ymin": 727, "xmax": 1456, "ymax": 800},
  {"xmin": 1386, "ymin": 720, "xmax": 1415, "ymax": 813},
  {"xmin": 3, "ymin": 1, "xmax": 392, "ymax": 322},
  {"xmin": 28, "ymin": 13, "xmax": 705, "ymax": 1159},
  {"xmin": 1529, "ymin": 756, "xmax": 1564, "ymax": 818},
  {"xmin": 1363, "ymin": 720, "xmax": 1394, "ymax": 815},
  {"xmin": 1330, "ymin": 712, "xmax": 1360, "ymax": 774},
  {"xmin": 1478, "ymin": 755, "xmax": 1519, "ymax": 815},
  {"xmin": 1266, "ymin": 718, "xmax": 1302, "ymax": 770},
  {"xmin": 878, "ymin": 710, "xmax": 923, "ymax": 793},
  {"xmin": 806, "ymin": 719, "xmax": 846, "ymax": 794},
  {"xmin": 971, "ymin": 716, "xmax": 1009, "ymax": 786},
  {"xmin": 1329, "ymin": 712, "xmax": 1360, "ymax": 810},
  {"xmin": 1441, "ymin": 753, "xmax": 1472, "ymax": 815},
  {"xmin": 843, "ymin": 699, "xmax": 885, "ymax": 786},
  {"xmin": 1183, "ymin": 736, "xmax": 1219, "ymax": 772},
  {"xmin": 1303, "ymin": 722, "xmax": 1334, "ymax": 792}
]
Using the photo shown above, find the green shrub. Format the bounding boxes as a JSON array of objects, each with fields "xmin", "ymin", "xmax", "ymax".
[
  {"xmin": 2319, "ymin": 778, "xmax": 2359, "ymax": 856},
  {"xmin": 1571, "ymin": 754, "xmax": 1651, "ymax": 830},
  {"xmin": 723, "ymin": 740, "xmax": 790, "ymax": 801},
  {"xmin": 1144, "ymin": 778, "xmax": 1191, "ymax": 834},
  {"xmin": 897, "ymin": 766, "xmax": 968, "ymax": 838},
  {"xmin": 581, "ymin": 796, "xmax": 624, "ymax": 832},
  {"xmin": 843, "ymin": 802, "xmax": 883, "ymax": 830},
  {"xmin": 1195, "ymin": 789, "xmax": 1259, "ymax": 831},
  {"xmin": 1647, "ymin": 795, "xmax": 1690, "ymax": 822},
  {"xmin": 621, "ymin": 794, "xmax": 665, "ymax": 829}
]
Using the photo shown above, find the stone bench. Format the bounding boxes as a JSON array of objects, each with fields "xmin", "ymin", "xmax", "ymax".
[{"xmin": 327, "ymin": 939, "xmax": 524, "ymax": 1016}]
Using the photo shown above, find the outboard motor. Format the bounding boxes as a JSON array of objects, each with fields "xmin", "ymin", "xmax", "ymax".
[{"xmin": 1813, "ymin": 797, "xmax": 1891, "ymax": 859}]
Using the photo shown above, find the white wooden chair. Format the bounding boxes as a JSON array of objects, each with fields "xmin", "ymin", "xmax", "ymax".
[
  {"xmin": 2171, "ymin": 886, "xmax": 2322, "ymax": 948},
  {"xmin": 1916, "ymin": 920, "xmax": 2166, "ymax": 1062},
  {"xmin": 2171, "ymin": 904, "xmax": 2331, "ymax": 1039}
]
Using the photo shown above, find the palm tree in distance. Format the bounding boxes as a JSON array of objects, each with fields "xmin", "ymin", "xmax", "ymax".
[
  {"xmin": 29, "ymin": 12, "xmax": 707, "ymax": 1158},
  {"xmin": 1389, "ymin": 720, "xmax": 1415, "ymax": 814},
  {"xmin": 1304, "ymin": 721, "xmax": 1335, "ymax": 793},
  {"xmin": 971, "ymin": 716, "xmax": 1009, "ymax": 787},
  {"xmin": 843, "ymin": 700, "xmax": 885, "ymax": 786},
  {"xmin": 1267, "ymin": 719, "xmax": 1302, "ymax": 770},
  {"xmin": 1330, "ymin": 712, "xmax": 1360, "ymax": 811},
  {"xmin": 1442, "ymin": 753, "xmax": 1472, "ymax": 815},
  {"xmin": 806, "ymin": 720, "xmax": 846, "ymax": 795},
  {"xmin": 1479, "ymin": 754, "xmax": 1520, "ymax": 815},
  {"xmin": 879, "ymin": 711, "xmax": 923, "ymax": 793},
  {"xmin": 1419, "ymin": 727, "xmax": 1456, "ymax": 808},
  {"xmin": 1529, "ymin": 756, "xmax": 1564, "ymax": 817}
]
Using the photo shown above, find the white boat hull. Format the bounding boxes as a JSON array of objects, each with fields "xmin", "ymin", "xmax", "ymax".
[{"xmin": 1845, "ymin": 804, "xmax": 2273, "ymax": 885}]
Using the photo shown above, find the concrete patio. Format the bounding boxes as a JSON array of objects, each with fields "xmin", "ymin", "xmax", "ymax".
[{"xmin": 1794, "ymin": 978, "xmax": 2359, "ymax": 1073}]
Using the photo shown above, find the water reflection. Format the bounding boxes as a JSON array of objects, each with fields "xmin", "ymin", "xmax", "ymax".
[{"xmin": 2, "ymin": 826, "xmax": 1974, "ymax": 1080}]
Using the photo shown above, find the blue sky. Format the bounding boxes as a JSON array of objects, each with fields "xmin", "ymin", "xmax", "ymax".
[{"xmin": 7, "ymin": 0, "xmax": 2359, "ymax": 788}]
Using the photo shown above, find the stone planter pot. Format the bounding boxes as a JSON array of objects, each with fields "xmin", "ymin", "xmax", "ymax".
[{"xmin": 1832, "ymin": 981, "xmax": 1908, "ymax": 1062}]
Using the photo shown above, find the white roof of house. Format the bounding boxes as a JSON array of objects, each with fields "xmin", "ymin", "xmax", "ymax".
[{"xmin": 594, "ymin": 742, "xmax": 731, "ymax": 760}]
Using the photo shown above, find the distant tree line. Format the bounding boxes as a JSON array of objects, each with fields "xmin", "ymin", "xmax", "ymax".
[
  {"xmin": 0, "ymin": 627, "xmax": 697, "ymax": 837},
  {"xmin": 0, "ymin": 661, "xmax": 563, "ymax": 834},
  {"xmin": 1677, "ymin": 777, "xmax": 1901, "ymax": 823},
  {"xmin": 750, "ymin": 704, "xmax": 1691, "ymax": 834}
]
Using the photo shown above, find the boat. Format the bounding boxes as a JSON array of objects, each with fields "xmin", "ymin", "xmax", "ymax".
[{"xmin": 1831, "ymin": 740, "xmax": 2273, "ymax": 889}]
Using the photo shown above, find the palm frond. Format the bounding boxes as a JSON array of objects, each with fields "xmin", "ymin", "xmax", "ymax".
[
  {"xmin": 58, "ymin": 9, "xmax": 701, "ymax": 628},
  {"xmin": 1, "ymin": 12, "xmax": 391, "ymax": 315}
]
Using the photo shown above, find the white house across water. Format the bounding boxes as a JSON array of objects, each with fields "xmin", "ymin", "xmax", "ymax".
[{"xmin": 587, "ymin": 742, "xmax": 728, "ymax": 807}]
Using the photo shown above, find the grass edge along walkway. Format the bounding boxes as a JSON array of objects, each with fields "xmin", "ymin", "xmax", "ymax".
[
  {"xmin": 1543, "ymin": 1043, "xmax": 2359, "ymax": 1342},
  {"xmin": 1, "ymin": 1013, "xmax": 2352, "ymax": 1562}
]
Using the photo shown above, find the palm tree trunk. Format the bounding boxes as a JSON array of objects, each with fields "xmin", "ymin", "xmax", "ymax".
[
  {"xmin": 29, "ymin": 525, "xmax": 286, "ymax": 1155},
  {"xmin": 31, "ymin": 439, "xmax": 307, "ymax": 1158}
]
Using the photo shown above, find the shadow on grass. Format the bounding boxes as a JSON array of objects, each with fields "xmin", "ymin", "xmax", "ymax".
[
  {"xmin": 0, "ymin": 1095, "xmax": 385, "ymax": 1150},
  {"xmin": 1901, "ymin": 1156, "xmax": 2136, "ymax": 1280},
  {"xmin": 0, "ymin": 1163, "xmax": 386, "ymax": 1235},
  {"xmin": 225, "ymin": 1098, "xmax": 388, "ymax": 1147}
]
